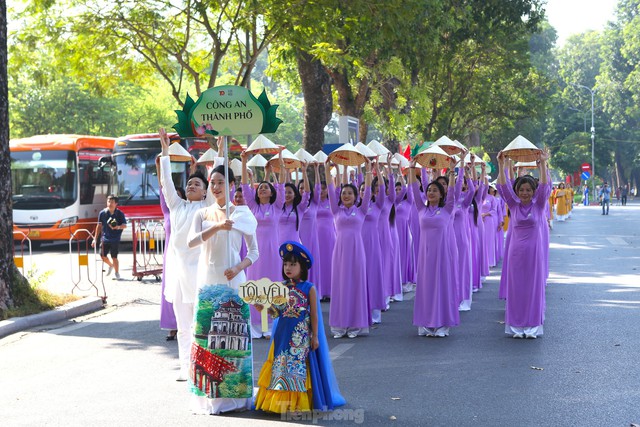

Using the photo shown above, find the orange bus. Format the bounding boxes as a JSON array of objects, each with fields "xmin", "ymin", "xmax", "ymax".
[{"xmin": 11, "ymin": 134, "xmax": 115, "ymax": 244}]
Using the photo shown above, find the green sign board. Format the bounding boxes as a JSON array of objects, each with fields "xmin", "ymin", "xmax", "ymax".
[{"xmin": 173, "ymin": 85, "xmax": 282, "ymax": 137}]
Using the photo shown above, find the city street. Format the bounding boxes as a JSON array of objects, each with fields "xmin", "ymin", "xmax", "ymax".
[{"xmin": 1, "ymin": 201, "xmax": 639, "ymax": 426}]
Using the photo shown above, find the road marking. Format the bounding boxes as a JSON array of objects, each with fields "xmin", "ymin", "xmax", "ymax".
[
  {"xmin": 606, "ymin": 237, "xmax": 628, "ymax": 246},
  {"xmin": 570, "ymin": 237, "xmax": 586, "ymax": 245},
  {"xmin": 330, "ymin": 343, "xmax": 354, "ymax": 361}
]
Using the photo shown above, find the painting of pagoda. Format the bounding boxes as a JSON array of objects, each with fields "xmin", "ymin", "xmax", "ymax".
[{"xmin": 191, "ymin": 284, "xmax": 253, "ymax": 399}]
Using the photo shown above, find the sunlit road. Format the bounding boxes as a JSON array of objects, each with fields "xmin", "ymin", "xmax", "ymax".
[{"xmin": 2, "ymin": 200, "xmax": 640, "ymax": 426}]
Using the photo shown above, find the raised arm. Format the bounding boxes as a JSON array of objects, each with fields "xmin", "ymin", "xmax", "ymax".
[
  {"xmin": 326, "ymin": 160, "xmax": 340, "ymax": 214},
  {"xmin": 241, "ymin": 150, "xmax": 249, "ymax": 185},
  {"xmin": 359, "ymin": 158, "xmax": 372, "ymax": 214},
  {"xmin": 409, "ymin": 159, "xmax": 426, "ymax": 212}
]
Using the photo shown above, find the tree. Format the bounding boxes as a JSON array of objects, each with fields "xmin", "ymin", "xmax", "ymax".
[{"xmin": 1, "ymin": 0, "xmax": 13, "ymax": 313}]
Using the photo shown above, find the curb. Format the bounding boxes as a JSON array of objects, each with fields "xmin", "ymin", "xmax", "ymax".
[{"xmin": 0, "ymin": 296, "xmax": 105, "ymax": 339}]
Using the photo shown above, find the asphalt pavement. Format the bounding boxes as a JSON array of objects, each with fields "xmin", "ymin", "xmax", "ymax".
[{"xmin": 1, "ymin": 199, "xmax": 639, "ymax": 426}]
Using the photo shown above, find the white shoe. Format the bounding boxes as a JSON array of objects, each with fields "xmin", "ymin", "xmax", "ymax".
[
  {"xmin": 176, "ymin": 370, "xmax": 188, "ymax": 382},
  {"xmin": 105, "ymin": 266, "xmax": 113, "ymax": 276},
  {"xmin": 333, "ymin": 333, "xmax": 345, "ymax": 339},
  {"xmin": 525, "ymin": 333, "xmax": 537, "ymax": 339},
  {"xmin": 347, "ymin": 331, "xmax": 358, "ymax": 339},
  {"xmin": 114, "ymin": 272, "xmax": 121, "ymax": 280},
  {"xmin": 513, "ymin": 333, "xmax": 524, "ymax": 339}
]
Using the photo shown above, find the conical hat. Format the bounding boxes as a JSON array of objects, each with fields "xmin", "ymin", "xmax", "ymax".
[
  {"xmin": 393, "ymin": 153, "xmax": 410, "ymax": 168},
  {"xmin": 514, "ymin": 160, "xmax": 538, "ymax": 169},
  {"xmin": 367, "ymin": 139, "xmax": 390, "ymax": 156},
  {"xmin": 502, "ymin": 135, "xmax": 541, "ymax": 162},
  {"xmin": 433, "ymin": 136, "xmax": 465, "ymax": 155},
  {"xmin": 463, "ymin": 152, "xmax": 486, "ymax": 165},
  {"xmin": 267, "ymin": 148, "xmax": 302, "ymax": 172},
  {"xmin": 414, "ymin": 144, "xmax": 452, "ymax": 169},
  {"xmin": 294, "ymin": 148, "xmax": 316, "ymax": 163},
  {"xmin": 196, "ymin": 148, "xmax": 218, "ymax": 165},
  {"xmin": 313, "ymin": 151, "xmax": 328, "ymax": 163},
  {"xmin": 328, "ymin": 143, "xmax": 367, "ymax": 166},
  {"xmin": 330, "ymin": 165, "xmax": 355, "ymax": 177},
  {"xmin": 168, "ymin": 142, "xmax": 192, "ymax": 162},
  {"xmin": 245, "ymin": 134, "xmax": 282, "ymax": 155},
  {"xmin": 355, "ymin": 142, "xmax": 378, "ymax": 158},
  {"xmin": 246, "ymin": 153, "xmax": 267, "ymax": 168},
  {"xmin": 230, "ymin": 158, "xmax": 243, "ymax": 178}
]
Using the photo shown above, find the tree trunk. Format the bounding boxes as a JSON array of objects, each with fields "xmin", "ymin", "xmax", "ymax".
[
  {"xmin": 0, "ymin": 0, "xmax": 14, "ymax": 313},
  {"xmin": 297, "ymin": 50, "xmax": 333, "ymax": 155},
  {"xmin": 329, "ymin": 68, "xmax": 371, "ymax": 144}
]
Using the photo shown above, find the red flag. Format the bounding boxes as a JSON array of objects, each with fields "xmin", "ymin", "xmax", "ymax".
[{"xmin": 403, "ymin": 144, "xmax": 411, "ymax": 160}]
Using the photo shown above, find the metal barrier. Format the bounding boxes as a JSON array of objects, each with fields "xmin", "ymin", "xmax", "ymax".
[
  {"xmin": 130, "ymin": 217, "xmax": 165, "ymax": 281},
  {"xmin": 69, "ymin": 228, "xmax": 107, "ymax": 302},
  {"xmin": 13, "ymin": 231, "xmax": 32, "ymax": 276}
]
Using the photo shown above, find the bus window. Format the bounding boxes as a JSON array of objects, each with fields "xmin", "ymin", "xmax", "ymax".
[{"xmin": 11, "ymin": 150, "xmax": 77, "ymax": 210}]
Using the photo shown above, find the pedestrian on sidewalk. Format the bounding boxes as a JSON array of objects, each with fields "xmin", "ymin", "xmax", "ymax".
[
  {"xmin": 92, "ymin": 194, "xmax": 126, "ymax": 280},
  {"xmin": 599, "ymin": 182, "xmax": 611, "ymax": 215},
  {"xmin": 621, "ymin": 185, "xmax": 629, "ymax": 206}
]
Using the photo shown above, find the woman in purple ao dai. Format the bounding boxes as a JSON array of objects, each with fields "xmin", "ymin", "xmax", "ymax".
[
  {"xmin": 325, "ymin": 158, "xmax": 372, "ymax": 339},
  {"xmin": 241, "ymin": 151, "xmax": 286, "ymax": 338},
  {"xmin": 409, "ymin": 157, "xmax": 462, "ymax": 337},
  {"xmin": 496, "ymin": 150, "xmax": 551, "ymax": 339},
  {"xmin": 454, "ymin": 165, "xmax": 475, "ymax": 311},
  {"xmin": 481, "ymin": 185, "xmax": 499, "ymax": 268},
  {"xmin": 297, "ymin": 163, "xmax": 322, "ymax": 293},
  {"xmin": 378, "ymin": 158, "xmax": 400, "ymax": 304},
  {"xmin": 394, "ymin": 172, "xmax": 416, "ymax": 291},
  {"xmin": 278, "ymin": 165, "xmax": 310, "ymax": 244},
  {"xmin": 359, "ymin": 161, "xmax": 387, "ymax": 324},
  {"xmin": 315, "ymin": 175, "xmax": 335, "ymax": 300}
]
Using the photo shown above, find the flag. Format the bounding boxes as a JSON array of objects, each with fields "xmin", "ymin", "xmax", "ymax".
[{"xmin": 403, "ymin": 144, "xmax": 411, "ymax": 160}]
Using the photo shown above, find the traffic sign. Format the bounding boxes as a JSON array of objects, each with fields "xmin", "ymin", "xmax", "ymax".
[
  {"xmin": 581, "ymin": 171, "xmax": 591, "ymax": 180},
  {"xmin": 581, "ymin": 162, "xmax": 591, "ymax": 171}
]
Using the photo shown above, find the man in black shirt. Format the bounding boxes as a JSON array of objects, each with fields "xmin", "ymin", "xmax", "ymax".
[{"xmin": 92, "ymin": 195, "xmax": 127, "ymax": 280}]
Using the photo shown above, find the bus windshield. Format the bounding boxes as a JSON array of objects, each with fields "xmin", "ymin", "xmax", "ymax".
[
  {"xmin": 113, "ymin": 152, "xmax": 188, "ymax": 205},
  {"xmin": 11, "ymin": 150, "xmax": 77, "ymax": 209}
]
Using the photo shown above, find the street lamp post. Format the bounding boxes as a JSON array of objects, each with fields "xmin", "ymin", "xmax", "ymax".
[{"xmin": 573, "ymin": 83, "xmax": 596, "ymax": 200}]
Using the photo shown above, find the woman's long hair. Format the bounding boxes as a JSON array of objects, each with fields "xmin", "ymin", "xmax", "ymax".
[
  {"xmin": 284, "ymin": 183, "xmax": 302, "ymax": 231},
  {"xmin": 427, "ymin": 180, "xmax": 446, "ymax": 208}
]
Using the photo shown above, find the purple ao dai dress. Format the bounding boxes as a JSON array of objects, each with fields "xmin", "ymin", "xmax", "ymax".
[
  {"xmin": 497, "ymin": 181, "xmax": 551, "ymax": 335},
  {"xmin": 379, "ymin": 178, "xmax": 400, "ymax": 300},
  {"xmin": 362, "ymin": 184, "xmax": 387, "ymax": 314},
  {"xmin": 328, "ymin": 183, "xmax": 371, "ymax": 334},
  {"xmin": 278, "ymin": 192, "xmax": 310, "ymax": 244},
  {"xmin": 481, "ymin": 193, "xmax": 499, "ymax": 268},
  {"xmin": 299, "ymin": 185, "xmax": 322, "ymax": 291},
  {"xmin": 315, "ymin": 192, "xmax": 336, "ymax": 299},
  {"xmin": 395, "ymin": 184, "xmax": 415, "ymax": 287},
  {"xmin": 454, "ymin": 178, "xmax": 475, "ymax": 310},
  {"xmin": 411, "ymin": 182, "xmax": 460, "ymax": 332},
  {"xmin": 243, "ymin": 182, "xmax": 285, "ymax": 336}
]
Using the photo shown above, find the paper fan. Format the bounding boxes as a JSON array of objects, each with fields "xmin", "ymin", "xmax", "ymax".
[
  {"xmin": 328, "ymin": 143, "xmax": 367, "ymax": 166},
  {"xmin": 502, "ymin": 135, "xmax": 541, "ymax": 162},
  {"xmin": 432, "ymin": 135, "xmax": 465, "ymax": 155},
  {"xmin": 267, "ymin": 148, "xmax": 302, "ymax": 172},
  {"xmin": 168, "ymin": 142, "xmax": 192, "ymax": 162},
  {"xmin": 355, "ymin": 142, "xmax": 378, "ymax": 158},
  {"xmin": 313, "ymin": 151, "xmax": 328, "ymax": 163},
  {"xmin": 196, "ymin": 148, "xmax": 217, "ymax": 165},
  {"xmin": 367, "ymin": 139, "xmax": 390, "ymax": 156},
  {"xmin": 246, "ymin": 153, "xmax": 267, "ymax": 168},
  {"xmin": 245, "ymin": 134, "xmax": 283, "ymax": 155},
  {"xmin": 414, "ymin": 144, "xmax": 452, "ymax": 169},
  {"xmin": 294, "ymin": 148, "xmax": 316, "ymax": 163}
]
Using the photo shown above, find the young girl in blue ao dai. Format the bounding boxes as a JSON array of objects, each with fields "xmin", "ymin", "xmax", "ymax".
[{"xmin": 255, "ymin": 241, "xmax": 345, "ymax": 414}]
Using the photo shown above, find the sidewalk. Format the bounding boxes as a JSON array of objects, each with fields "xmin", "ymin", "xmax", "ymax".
[{"xmin": 1, "ymin": 245, "xmax": 165, "ymax": 339}]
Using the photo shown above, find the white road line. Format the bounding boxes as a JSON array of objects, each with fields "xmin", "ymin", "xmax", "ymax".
[
  {"xmin": 330, "ymin": 343, "xmax": 354, "ymax": 361},
  {"xmin": 606, "ymin": 237, "xmax": 628, "ymax": 246},
  {"xmin": 570, "ymin": 237, "xmax": 586, "ymax": 245}
]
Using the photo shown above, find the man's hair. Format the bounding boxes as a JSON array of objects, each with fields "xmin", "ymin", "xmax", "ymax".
[{"xmin": 107, "ymin": 194, "xmax": 119, "ymax": 203}]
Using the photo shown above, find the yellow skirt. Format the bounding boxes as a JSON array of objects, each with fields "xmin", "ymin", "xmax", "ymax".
[{"xmin": 255, "ymin": 342, "xmax": 313, "ymax": 414}]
